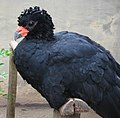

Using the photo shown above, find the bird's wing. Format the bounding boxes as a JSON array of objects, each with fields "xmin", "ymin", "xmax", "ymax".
[
  {"xmin": 80, "ymin": 35, "xmax": 120, "ymax": 87},
  {"xmin": 44, "ymin": 33, "xmax": 120, "ymax": 106}
]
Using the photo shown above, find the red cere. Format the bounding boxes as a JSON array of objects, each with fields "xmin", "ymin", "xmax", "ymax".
[{"xmin": 17, "ymin": 26, "xmax": 29, "ymax": 37}]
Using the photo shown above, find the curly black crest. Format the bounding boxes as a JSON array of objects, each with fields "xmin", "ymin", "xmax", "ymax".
[
  {"xmin": 18, "ymin": 6, "xmax": 55, "ymax": 40},
  {"xmin": 18, "ymin": 6, "xmax": 40, "ymax": 19}
]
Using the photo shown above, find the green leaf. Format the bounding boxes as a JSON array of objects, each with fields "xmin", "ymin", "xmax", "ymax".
[
  {"xmin": 0, "ymin": 63, "xmax": 4, "ymax": 66},
  {"xmin": 1, "ymin": 93, "xmax": 8, "ymax": 99},
  {"xmin": 0, "ymin": 48, "xmax": 13, "ymax": 57},
  {"xmin": 5, "ymin": 50, "xmax": 13, "ymax": 56},
  {"xmin": 0, "ymin": 72, "xmax": 7, "ymax": 79},
  {"xmin": 0, "ymin": 48, "xmax": 11, "ymax": 98},
  {"xmin": 0, "ymin": 48, "xmax": 5, "ymax": 57},
  {"xmin": 0, "ymin": 88, "xmax": 4, "ymax": 95},
  {"xmin": 0, "ymin": 79, "xmax": 4, "ymax": 82}
]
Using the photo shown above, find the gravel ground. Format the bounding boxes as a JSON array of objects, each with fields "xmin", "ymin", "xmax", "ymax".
[
  {"xmin": 0, "ymin": 104, "xmax": 53, "ymax": 118},
  {"xmin": 0, "ymin": 103, "xmax": 101, "ymax": 118}
]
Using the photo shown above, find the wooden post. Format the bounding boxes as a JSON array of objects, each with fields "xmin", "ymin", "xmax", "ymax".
[
  {"xmin": 6, "ymin": 47, "xmax": 17, "ymax": 118},
  {"xmin": 53, "ymin": 110, "xmax": 80, "ymax": 118},
  {"xmin": 53, "ymin": 98, "xmax": 89, "ymax": 118}
]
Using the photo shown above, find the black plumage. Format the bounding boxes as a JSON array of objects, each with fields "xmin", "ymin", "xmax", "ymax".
[{"xmin": 14, "ymin": 6, "xmax": 120, "ymax": 118}]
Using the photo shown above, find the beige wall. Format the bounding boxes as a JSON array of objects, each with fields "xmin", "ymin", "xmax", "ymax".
[
  {"xmin": 0, "ymin": 0, "xmax": 120, "ymax": 110},
  {"xmin": 0, "ymin": 0, "xmax": 120, "ymax": 60}
]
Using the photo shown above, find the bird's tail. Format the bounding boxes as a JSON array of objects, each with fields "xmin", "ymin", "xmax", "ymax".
[
  {"xmin": 96, "ymin": 87, "xmax": 120, "ymax": 118},
  {"xmin": 114, "ymin": 62, "xmax": 120, "ymax": 87}
]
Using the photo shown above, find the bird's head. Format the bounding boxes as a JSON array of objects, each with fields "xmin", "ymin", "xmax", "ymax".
[{"xmin": 14, "ymin": 6, "xmax": 54, "ymax": 41}]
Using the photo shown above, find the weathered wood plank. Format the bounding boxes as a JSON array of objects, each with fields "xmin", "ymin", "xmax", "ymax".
[
  {"xmin": 53, "ymin": 110, "xmax": 80, "ymax": 118},
  {"xmin": 6, "ymin": 47, "xmax": 17, "ymax": 118},
  {"xmin": 53, "ymin": 98, "xmax": 89, "ymax": 118}
]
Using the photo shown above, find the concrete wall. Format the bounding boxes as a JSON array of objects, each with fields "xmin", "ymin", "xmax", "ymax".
[
  {"xmin": 0, "ymin": 0, "xmax": 120, "ymax": 59},
  {"xmin": 0, "ymin": 0, "xmax": 120, "ymax": 112}
]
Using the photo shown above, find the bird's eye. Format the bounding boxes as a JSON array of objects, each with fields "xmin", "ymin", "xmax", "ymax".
[{"xmin": 28, "ymin": 21, "xmax": 34, "ymax": 26}]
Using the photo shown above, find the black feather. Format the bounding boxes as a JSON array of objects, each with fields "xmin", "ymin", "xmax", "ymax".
[{"xmin": 14, "ymin": 7, "xmax": 120, "ymax": 118}]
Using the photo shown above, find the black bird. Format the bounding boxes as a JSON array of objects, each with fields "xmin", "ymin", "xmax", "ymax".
[{"xmin": 13, "ymin": 6, "xmax": 120, "ymax": 118}]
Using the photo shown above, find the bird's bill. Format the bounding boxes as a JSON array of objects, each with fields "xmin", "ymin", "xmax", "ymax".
[{"xmin": 14, "ymin": 26, "xmax": 29, "ymax": 41}]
